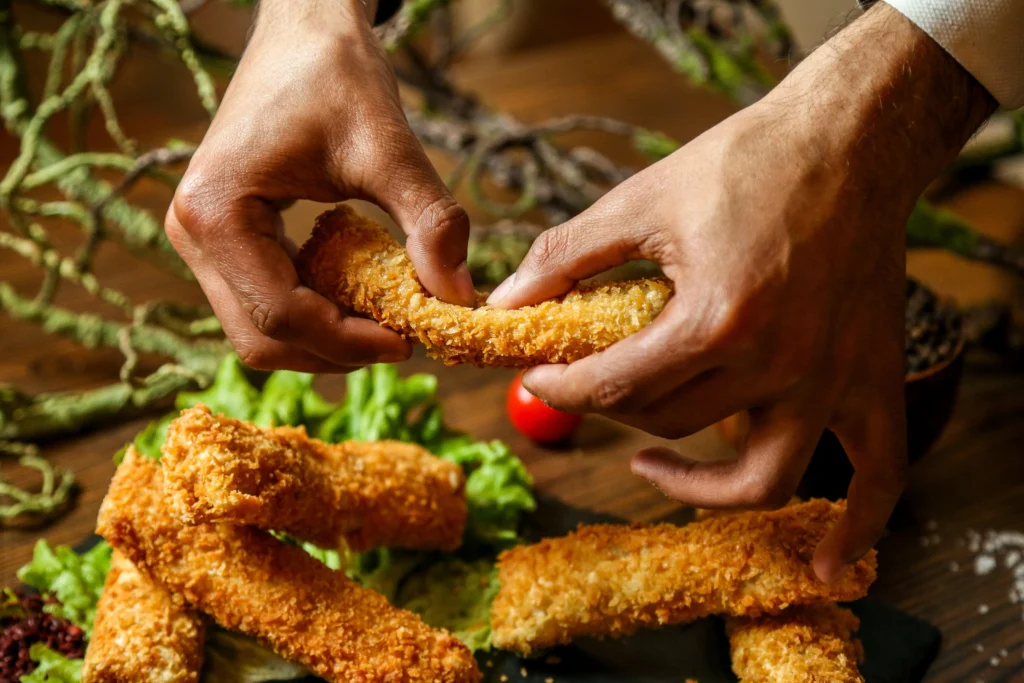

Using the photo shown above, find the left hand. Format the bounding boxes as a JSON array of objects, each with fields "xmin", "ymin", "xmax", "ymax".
[{"xmin": 486, "ymin": 2, "xmax": 995, "ymax": 582}]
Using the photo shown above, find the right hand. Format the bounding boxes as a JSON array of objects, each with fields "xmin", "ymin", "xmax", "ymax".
[{"xmin": 166, "ymin": 0, "xmax": 475, "ymax": 374}]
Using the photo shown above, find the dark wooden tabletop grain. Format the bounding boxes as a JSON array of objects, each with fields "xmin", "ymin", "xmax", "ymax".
[{"xmin": 2, "ymin": 25, "xmax": 1023, "ymax": 683}]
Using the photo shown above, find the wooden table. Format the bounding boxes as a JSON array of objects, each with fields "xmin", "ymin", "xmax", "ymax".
[{"xmin": 3, "ymin": 23, "xmax": 1024, "ymax": 683}]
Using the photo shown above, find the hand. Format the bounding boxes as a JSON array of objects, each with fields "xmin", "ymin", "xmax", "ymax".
[
  {"xmin": 166, "ymin": 0, "xmax": 475, "ymax": 374},
  {"xmin": 487, "ymin": 3, "xmax": 994, "ymax": 581}
]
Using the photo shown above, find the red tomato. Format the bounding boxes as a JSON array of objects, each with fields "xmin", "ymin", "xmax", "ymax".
[{"xmin": 506, "ymin": 373, "xmax": 582, "ymax": 445}]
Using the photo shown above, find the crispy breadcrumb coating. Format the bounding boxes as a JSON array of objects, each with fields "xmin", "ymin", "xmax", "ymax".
[
  {"xmin": 97, "ymin": 449, "xmax": 481, "ymax": 683},
  {"xmin": 161, "ymin": 405, "xmax": 467, "ymax": 552},
  {"xmin": 726, "ymin": 605, "xmax": 864, "ymax": 683},
  {"xmin": 82, "ymin": 551, "xmax": 204, "ymax": 683},
  {"xmin": 490, "ymin": 499, "xmax": 876, "ymax": 655},
  {"xmin": 295, "ymin": 205, "xmax": 673, "ymax": 368},
  {"xmin": 702, "ymin": 501, "xmax": 865, "ymax": 682}
]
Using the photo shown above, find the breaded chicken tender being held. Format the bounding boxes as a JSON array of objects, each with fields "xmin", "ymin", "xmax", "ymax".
[
  {"xmin": 727, "ymin": 605, "xmax": 865, "ymax": 683},
  {"xmin": 83, "ymin": 551, "xmax": 204, "ymax": 683},
  {"xmin": 490, "ymin": 499, "xmax": 876, "ymax": 655},
  {"xmin": 162, "ymin": 405, "xmax": 467, "ymax": 552},
  {"xmin": 295, "ymin": 206, "xmax": 673, "ymax": 368},
  {"xmin": 98, "ymin": 450, "xmax": 481, "ymax": 683}
]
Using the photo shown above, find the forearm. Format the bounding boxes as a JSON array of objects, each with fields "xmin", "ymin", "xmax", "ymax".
[{"xmin": 764, "ymin": 2, "xmax": 995, "ymax": 209}]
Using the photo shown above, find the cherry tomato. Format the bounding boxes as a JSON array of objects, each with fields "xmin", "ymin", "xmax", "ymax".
[{"xmin": 506, "ymin": 373, "xmax": 582, "ymax": 445}]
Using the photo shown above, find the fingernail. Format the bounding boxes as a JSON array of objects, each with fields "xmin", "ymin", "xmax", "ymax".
[
  {"xmin": 453, "ymin": 261, "xmax": 476, "ymax": 306},
  {"xmin": 486, "ymin": 273, "xmax": 516, "ymax": 306},
  {"xmin": 815, "ymin": 560, "xmax": 851, "ymax": 584}
]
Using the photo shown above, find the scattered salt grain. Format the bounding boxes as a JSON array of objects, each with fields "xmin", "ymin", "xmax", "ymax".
[
  {"xmin": 990, "ymin": 656, "xmax": 1000, "ymax": 667},
  {"xmin": 978, "ymin": 604, "xmax": 990, "ymax": 615},
  {"xmin": 949, "ymin": 561, "xmax": 960, "ymax": 573},
  {"xmin": 1000, "ymin": 649, "xmax": 1008, "ymax": 658},
  {"xmin": 976, "ymin": 643, "xmax": 985, "ymax": 653},
  {"xmin": 976, "ymin": 555, "xmax": 997, "ymax": 576},
  {"xmin": 1006, "ymin": 551, "xmax": 1021, "ymax": 568}
]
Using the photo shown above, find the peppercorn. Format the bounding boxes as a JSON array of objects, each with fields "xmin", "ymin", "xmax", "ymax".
[{"xmin": 906, "ymin": 277, "xmax": 963, "ymax": 376}]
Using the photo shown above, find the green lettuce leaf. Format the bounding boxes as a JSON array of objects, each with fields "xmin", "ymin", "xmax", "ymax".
[
  {"xmin": 20, "ymin": 644, "xmax": 82, "ymax": 683},
  {"xmin": 176, "ymin": 354, "xmax": 261, "ymax": 420},
  {"xmin": 438, "ymin": 440, "xmax": 535, "ymax": 548},
  {"xmin": 126, "ymin": 410, "xmax": 175, "ymax": 461},
  {"xmin": 17, "ymin": 541, "xmax": 110, "ymax": 637},
  {"xmin": 397, "ymin": 558, "xmax": 500, "ymax": 651}
]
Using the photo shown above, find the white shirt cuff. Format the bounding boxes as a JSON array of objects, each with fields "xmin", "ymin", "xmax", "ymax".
[{"xmin": 884, "ymin": 0, "xmax": 1024, "ymax": 109}]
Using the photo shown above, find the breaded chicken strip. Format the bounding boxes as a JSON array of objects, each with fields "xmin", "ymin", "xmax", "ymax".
[
  {"xmin": 727, "ymin": 605, "xmax": 864, "ymax": 683},
  {"xmin": 162, "ymin": 405, "xmax": 467, "ymax": 552},
  {"xmin": 97, "ymin": 450, "xmax": 481, "ymax": 683},
  {"xmin": 700, "ymin": 501, "xmax": 865, "ymax": 681},
  {"xmin": 295, "ymin": 206, "xmax": 673, "ymax": 368},
  {"xmin": 490, "ymin": 499, "xmax": 875, "ymax": 655},
  {"xmin": 82, "ymin": 551, "xmax": 204, "ymax": 683}
]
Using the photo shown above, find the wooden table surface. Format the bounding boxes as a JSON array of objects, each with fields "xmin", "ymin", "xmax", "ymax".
[{"xmin": 3, "ymin": 23, "xmax": 1024, "ymax": 683}]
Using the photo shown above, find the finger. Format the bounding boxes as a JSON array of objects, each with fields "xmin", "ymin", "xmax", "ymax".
[
  {"xmin": 168, "ymin": 198, "xmax": 410, "ymax": 367},
  {"xmin": 194, "ymin": 268, "xmax": 365, "ymax": 374},
  {"xmin": 813, "ymin": 404, "xmax": 908, "ymax": 584},
  {"xmin": 487, "ymin": 182, "xmax": 667, "ymax": 309},
  {"xmin": 356, "ymin": 121, "xmax": 476, "ymax": 307},
  {"xmin": 630, "ymin": 400, "xmax": 825, "ymax": 510},
  {"xmin": 594, "ymin": 367, "xmax": 770, "ymax": 440},
  {"xmin": 520, "ymin": 299, "xmax": 727, "ymax": 415}
]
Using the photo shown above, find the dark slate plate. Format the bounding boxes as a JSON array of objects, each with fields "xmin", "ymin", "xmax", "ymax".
[{"xmin": 73, "ymin": 493, "xmax": 940, "ymax": 682}]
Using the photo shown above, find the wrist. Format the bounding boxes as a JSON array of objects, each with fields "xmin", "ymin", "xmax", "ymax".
[
  {"xmin": 254, "ymin": 0, "xmax": 376, "ymax": 39},
  {"xmin": 764, "ymin": 2, "xmax": 995, "ymax": 209}
]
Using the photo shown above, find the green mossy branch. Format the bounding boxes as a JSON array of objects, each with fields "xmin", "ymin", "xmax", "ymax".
[{"xmin": 1, "ymin": 0, "xmax": 1023, "ymax": 529}]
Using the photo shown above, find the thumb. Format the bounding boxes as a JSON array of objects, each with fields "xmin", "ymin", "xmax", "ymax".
[
  {"xmin": 361, "ymin": 122, "xmax": 476, "ymax": 307},
  {"xmin": 486, "ymin": 185, "xmax": 665, "ymax": 310}
]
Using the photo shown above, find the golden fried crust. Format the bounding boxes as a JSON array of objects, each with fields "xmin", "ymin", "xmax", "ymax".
[
  {"xmin": 97, "ymin": 450, "xmax": 481, "ymax": 683},
  {"xmin": 726, "ymin": 605, "xmax": 865, "ymax": 683},
  {"xmin": 162, "ymin": 405, "xmax": 467, "ymax": 552},
  {"xmin": 82, "ymin": 551, "xmax": 204, "ymax": 683},
  {"xmin": 295, "ymin": 206, "xmax": 673, "ymax": 368},
  {"xmin": 490, "ymin": 499, "xmax": 876, "ymax": 655}
]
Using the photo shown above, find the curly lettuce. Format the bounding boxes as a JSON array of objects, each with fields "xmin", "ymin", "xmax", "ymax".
[
  {"xmin": 17, "ymin": 540, "xmax": 111, "ymax": 637},
  {"xmin": 20, "ymin": 644, "xmax": 83, "ymax": 683}
]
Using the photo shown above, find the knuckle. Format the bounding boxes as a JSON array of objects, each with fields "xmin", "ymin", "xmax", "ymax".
[
  {"xmin": 526, "ymin": 228, "xmax": 573, "ymax": 274},
  {"xmin": 237, "ymin": 345, "xmax": 275, "ymax": 371},
  {"xmin": 170, "ymin": 169, "xmax": 217, "ymax": 239},
  {"xmin": 413, "ymin": 196, "xmax": 470, "ymax": 247},
  {"xmin": 248, "ymin": 301, "xmax": 291, "ymax": 340},
  {"xmin": 590, "ymin": 376, "xmax": 638, "ymax": 412}
]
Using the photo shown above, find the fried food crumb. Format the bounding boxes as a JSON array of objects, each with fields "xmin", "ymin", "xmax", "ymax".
[
  {"xmin": 491, "ymin": 499, "xmax": 876, "ymax": 654},
  {"xmin": 82, "ymin": 551, "xmax": 204, "ymax": 683},
  {"xmin": 296, "ymin": 205, "xmax": 673, "ymax": 368},
  {"xmin": 727, "ymin": 605, "xmax": 864, "ymax": 683},
  {"xmin": 98, "ymin": 449, "xmax": 480, "ymax": 683},
  {"xmin": 162, "ymin": 405, "xmax": 466, "ymax": 552}
]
